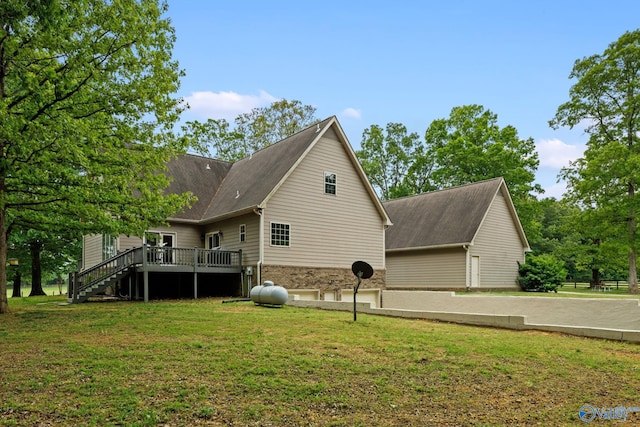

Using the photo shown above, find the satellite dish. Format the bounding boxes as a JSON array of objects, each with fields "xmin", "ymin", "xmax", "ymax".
[
  {"xmin": 351, "ymin": 261, "xmax": 374, "ymax": 322},
  {"xmin": 351, "ymin": 261, "xmax": 374, "ymax": 280}
]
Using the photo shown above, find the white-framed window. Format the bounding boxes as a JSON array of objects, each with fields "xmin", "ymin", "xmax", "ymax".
[
  {"xmin": 270, "ymin": 222, "xmax": 290, "ymax": 247},
  {"xmin": 144, "ymin": 231, "xmax": 175, "ymax": 248},
  {"xmin": 324, "ymin": 171, "xmax": 336, "ymax": 195},
  {"xmin": 102, "ymin": 235, "xmax": 117, "ymax": 261},
  {"xmin": 144, "ymin": 231, "xmax": 161, "ymax": 247},
  {"xmin": 239, "ymin": 224, "xmax": 246, "ymax": 242},
  {"xmin": 206, "ymin": 232, "xmax": 222, "ymax": 249}
]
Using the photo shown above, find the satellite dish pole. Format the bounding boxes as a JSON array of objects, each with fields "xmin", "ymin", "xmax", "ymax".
[{"xmin": 351, "ymin": 261, "xmax": 374, "ymax": 322}]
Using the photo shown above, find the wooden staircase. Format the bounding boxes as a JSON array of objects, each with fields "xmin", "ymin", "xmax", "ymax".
[{"xmin": 68, "ymin": 247, "xmax": 139, "ymax": 303}]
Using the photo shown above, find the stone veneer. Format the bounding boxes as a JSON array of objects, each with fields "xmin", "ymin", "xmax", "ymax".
[{"xmin": 260, "ymin": 265, "xmax": 386, "ymax": 299}]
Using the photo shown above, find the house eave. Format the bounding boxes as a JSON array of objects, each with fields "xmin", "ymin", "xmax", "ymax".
[
  {"xmin": 167, "ymin": 206, "xmax": 259, "ymax": 225},
  {"xmin": 166, "ymin": 217, "xmax": 201, "ymax": 225},
  {"xmin": 386, "ymin": 242, "xmax": 471, "ymax": 253},
  {"xmin": 199, "ymin": 206, "xmax": 259, "ymax": 224}
]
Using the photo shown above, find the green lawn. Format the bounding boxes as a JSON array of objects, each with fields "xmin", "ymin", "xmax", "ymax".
[
  {"xmin": 465, "ymin": 282, "xmax": 640, "ymax": 299},
  {"xmin": 1, "ymin": 296, "xmax": 639, "ymax": 426},
  {"xmin": 5, "ymin": 284, "xmax": 66, "ymax": 299}
]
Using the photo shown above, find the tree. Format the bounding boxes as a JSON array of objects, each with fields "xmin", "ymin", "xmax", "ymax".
[
  {"xmin": 196, "ymin": 100, "xmax": 318, "ymax": 162},
  {"xmin": 0, "ymin": 0, "xmax": 197, "ymax": 313},
  {"xmin": 232, "ymin": 100, "xmax": 317, "ymax": 160},
  {"xmin": 355, "ymin": 106, "xmax": 541, "ymax": 239},
  {"xmin": 421, "ymin": 105, "xmax": 542, "ymax": 240},
  {"xmin": 423, "ymin": 105, "xmax": 541, "ymax": 200},
  {"xmin": 567, "ymin": 206, "xmax": 628, "ymax": 287},
  {"xmin": 7, "ymin": 228, "xmax": 81, "ymax": 296},
  {"xmin": 551, "ymin": 30, "xmax": 640, "ymax": 294},
  {"xmin": 184, "ymin": 119, "xmax": 243, "ymax": 162},
  {"xmin": 356, "ymin": 123, "xmax": 425, "ymax": 200}
]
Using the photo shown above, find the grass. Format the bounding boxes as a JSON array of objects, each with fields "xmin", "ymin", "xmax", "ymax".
[
  {"xmin": 465, "ymin": 282, "xmax": 640, "ymax": 299},
  {"xmin": 5, "ymin": 284, "xmax": 66, "ymax": 299},
  {"xmin": 1, "ymin": 296, "xmax": 640, "ymax": 426}
]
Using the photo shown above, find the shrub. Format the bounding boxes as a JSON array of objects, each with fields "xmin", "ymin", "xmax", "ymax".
[{"xmin": 517, "ymin": 254, "xmax": 566, "ymax": 293}]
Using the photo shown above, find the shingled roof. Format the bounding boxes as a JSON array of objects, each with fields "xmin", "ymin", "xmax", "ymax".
[
  {"xmin": 164, "ymin": 116, "xmax": 389, "ymax": 225},
  {"xmin": 383, "ymin": 178, "xmax": 527, "ymax": 251},
  {"xmin": 165, "ymin": 155, "xmax": 232, "ymax": 221},
  {"xmin": 203, "ymin": 116, "xmax": 335, "ymax": 221}
]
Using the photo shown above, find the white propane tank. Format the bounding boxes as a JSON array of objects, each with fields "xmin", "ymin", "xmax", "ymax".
[{"xmin": 250, "ymin": 280, "xmax": 288, "ymax": 306}]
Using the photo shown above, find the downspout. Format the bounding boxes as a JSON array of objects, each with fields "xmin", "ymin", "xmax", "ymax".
[
  {"xmin": 382, "ymin": 224, "xmax": 389, "ymax": 269},
  {"xmin": 463, "ymin": 244, "xmax": 470, "ymax": 292},
  {"xmin": 254, "ymin": 208, "xmax": 264, "ymax": 286}
]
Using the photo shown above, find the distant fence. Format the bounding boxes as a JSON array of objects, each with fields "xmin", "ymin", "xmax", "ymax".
[{"xmin": 563, "ymin": 281, "xmax": 629, "ymax": 291}]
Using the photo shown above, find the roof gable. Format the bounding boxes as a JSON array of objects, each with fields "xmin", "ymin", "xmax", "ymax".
[
  {"xmin": 384, "ymin": 178, "xmax": 525, "ymax": 250},
  {"xmin": 166, "ymin": 116, "xmax": 390, "ymax": 225},
  {"xmin": 202, "ymin": 116, "xmax": 334, "ymax": 220}
]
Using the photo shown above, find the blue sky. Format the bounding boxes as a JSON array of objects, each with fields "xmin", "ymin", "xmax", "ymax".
[{"xmin": 166, "ymin": 1, "xmax": 640, "ymax": 199}]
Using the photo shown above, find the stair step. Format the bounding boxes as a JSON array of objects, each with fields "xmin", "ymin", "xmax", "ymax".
[{"xmin": 72, "ymin": 267, "xmax": 133, "ymax": 303}]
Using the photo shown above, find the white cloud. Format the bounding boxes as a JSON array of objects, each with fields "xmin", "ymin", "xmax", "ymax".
[
  {"xmin": 183, "ymin": 90, "xmax": 278, "ymax": 120},
  {"xmin": 535, "ymin": 138, "xmax": 586, "ymax": 169},
  {"xmin": 341, "ymin": 108, "xmax": 362, "ymax": 119}
]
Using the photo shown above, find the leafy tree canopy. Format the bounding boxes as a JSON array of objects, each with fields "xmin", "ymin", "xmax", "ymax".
[
  {"xmin": 356, "ymin": 105, "xmax": 542, "ymax": 241},
  {"xmin": 0, "ymin": 0, "xmax": 201, "ymax": 312},
  {"xmin": 423, "ymin": 105, "xmax": 542, "ymax": 201},
  {"xmin": 196, "ymin": 99, "xmax": 318, "ymax": 162},
  {"xmin": 356, "ymin": 123, "xmax": 423, "ymax": 200},
  {"xmin": 551, "ymin": 29, "xmax": 640, "ymax": 293}
]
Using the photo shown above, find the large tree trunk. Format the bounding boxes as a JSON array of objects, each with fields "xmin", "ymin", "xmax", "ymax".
[
  {"xmin": 29, "ymin": 240, "xmax": 46, "ymax": 296},
  {"xmin": 11, "ymin": 272, "xmax": 21, "ymax": 298},
  {"xmin": 628, "ymin": 184, "xmax": 639, "ymax": 294},
  {"xmin": 0, "ymin": 209, "xmax": 8, "ymax": 313},
  {"xmin": 590, "ymin": 268, "xmax": 601, "ymax": 288},
  {"xmin": 629, "ymin": 247, "xmax": 638, "ymax": 294}
]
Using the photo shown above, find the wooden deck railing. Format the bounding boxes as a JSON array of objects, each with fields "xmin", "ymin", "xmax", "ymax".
[
  {"xmin": 141, "ymin": 246, "xmax": 242, "ymax": 269},
  {"xmin": 69, "ymin": 246, "xmax": 242, "ymax": 302}
]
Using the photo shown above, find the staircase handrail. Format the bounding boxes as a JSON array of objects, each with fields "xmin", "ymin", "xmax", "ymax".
[{"xmin": 72, "ymin": 247, "xmax": 140, "ymax": 297}]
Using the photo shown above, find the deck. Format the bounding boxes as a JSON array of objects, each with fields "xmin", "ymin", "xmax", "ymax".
[{"xmin": 69, "ymin": 246, "xmax": 243, "ymax": 303}]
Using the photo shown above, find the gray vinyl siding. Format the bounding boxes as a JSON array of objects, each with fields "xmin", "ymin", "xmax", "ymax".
[
  {"xmin": 469, "ymin": 192, "xmax": 525, "ymax": 288},
  {"xmin": 264, "ymin": 134, "xmax": 385, "ymax": 269},
  {"xmin": 203, "ymin": 213, "xmax": 260, "ymax": 265},
  {"xmin": 386, "ymin": 248, "xmax": 466, "ymax": 288},
  {"xmin": 82, "ymin": 235, "xmax": 102, "ymax": 271},
  {"xmin": 126, "ymin": 223, "xmax": 202, "ymax": 248},
  {"xmin": 162, "ymin": 223, "xmax": 201, "ymax": 248},
  {"xmin": 118, "ymin": 235, "xmax": 142, "ymax": 251}
]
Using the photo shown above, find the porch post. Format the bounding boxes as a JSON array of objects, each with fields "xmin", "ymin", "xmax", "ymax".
[
  {"xmin": 143, "ymin": 270, "xmax": 149, "ymax": 302},
  {"xmin": 143, "ymin": 244, "xmax": 149, "ymax": 302},
  {"xmin": 238, "ymin": 249, "xmax": 244, "ymax": 296},
  {"xmin": 193, "ymin": 247, "xmax": 198, "ymax": 299}
]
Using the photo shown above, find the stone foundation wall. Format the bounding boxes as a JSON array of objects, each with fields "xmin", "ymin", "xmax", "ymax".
[{"xmin": 261, "ymin": 265, "xmax": 386, "ymax": 300}]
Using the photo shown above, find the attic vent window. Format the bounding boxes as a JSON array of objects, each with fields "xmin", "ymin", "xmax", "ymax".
[{"xmin": 324, "ymin": 172, "xmax": 336, "ymax": 195}]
